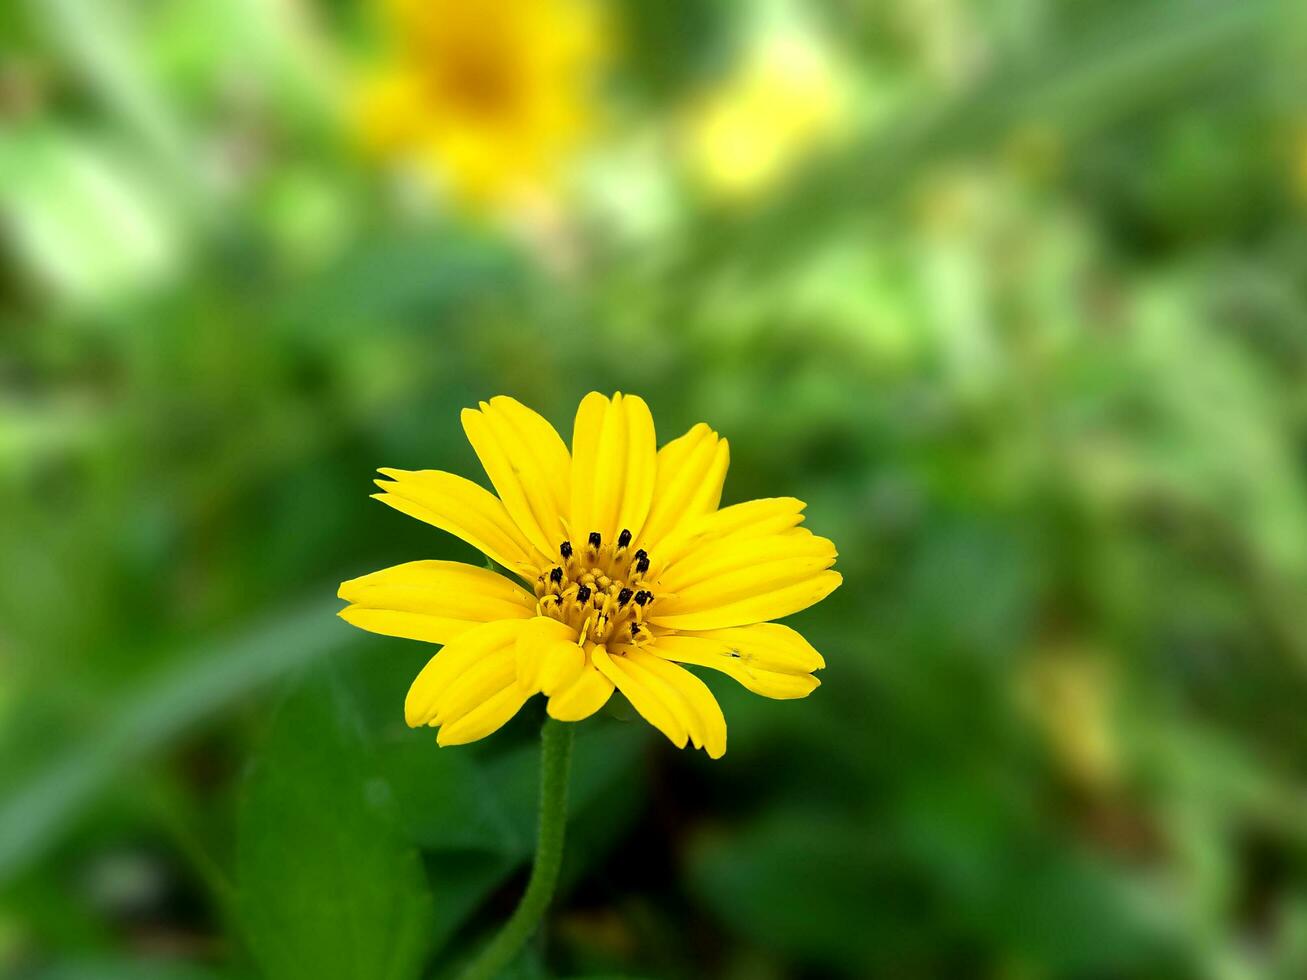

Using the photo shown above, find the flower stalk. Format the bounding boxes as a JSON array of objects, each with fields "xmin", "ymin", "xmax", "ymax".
[{"xmin": 456, "ymin": 717, "xmax": 575, "ymax": 980}]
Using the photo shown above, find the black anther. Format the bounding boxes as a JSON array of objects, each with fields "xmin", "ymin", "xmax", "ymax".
[
  {"xmin": 576, "ymin": 585, "xmax": 591, "ymax": 604},
  {"xmin": 560, "ymin": 540, "xmax": 573, "ymax": 559},
  {"xmin": 549, "ymin": 566, "xmax": 563, "ymax": 584},
  {"xmin": 617, "ymin": 587, "xmax": 633, "ymax": 606},
  {"xmin": 617, "ymin": 528, "xmax": 632, "ymax": 548},
  {"xmin": 588, "ymin": 531, "xmax": 602, "ymax": 548}
]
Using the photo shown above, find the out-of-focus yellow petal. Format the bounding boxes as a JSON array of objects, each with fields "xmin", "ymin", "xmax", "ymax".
[
  {"xmin": 355, "ymin": 70, "xmax": 426, "ymax": 154},
  {"xmin": 462, "ymin": 397, "xmax": 571, "ymax": 558},
  {"xmin": 338, "ymin": 560, "xmax": 535, "ymax": 645},
  {"xmin": 683, "ymin": 29, "xmax": 847, "ymax": 201},
  {"xmin": 639, "ymin": 423, "xmax": 730, "ymax": 550},
  {"xmin": 374, "ymin": 468, "xmax": 545, "ymax": 575}
]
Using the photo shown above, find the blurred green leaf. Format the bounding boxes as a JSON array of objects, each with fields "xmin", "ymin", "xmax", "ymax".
[
  {"xmin": 30, "ymin": 961, "xmax": 243, "ymax": 980},
  {"xmin": 0, "ymin": 125, "xmax": 182, "ymax": 304},
  {"xmin": 0, "ymin": 598, "xmax": 352, "ymax": 885},
  {"xmin": 235, "ymin": 667, "xmax": 433, "ymax": 980}
]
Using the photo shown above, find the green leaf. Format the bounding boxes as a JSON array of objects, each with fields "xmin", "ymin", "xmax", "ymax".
[
  {"xmin": 0, "ymin": 597, "xmax": 352, "ymax": 886},
  {"xmin": 29, "ymin": 962, "xmax": 242, "ymax": 980},
  {"xmin": 236, "ymin": 666, "xmax": 434, "ymax": 980}
]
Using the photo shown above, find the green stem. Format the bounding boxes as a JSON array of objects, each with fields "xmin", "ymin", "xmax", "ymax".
[{"xmin": 456, "ymin": 717, "xmax": 574, "ymax": 980}]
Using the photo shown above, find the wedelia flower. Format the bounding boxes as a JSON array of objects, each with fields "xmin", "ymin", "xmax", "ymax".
[
  {"xmin": 355, "ymin": 0, "xmax": 602, "ymax": 206},
  {"xmin": 338, "ymin": 393, "xmax": 840, "ymax": 757}
]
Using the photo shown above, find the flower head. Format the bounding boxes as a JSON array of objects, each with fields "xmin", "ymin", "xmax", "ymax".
[
  {"xmin": 339, "ymin": 393, "xmax": 840, "ymax": 757},
  {"xmin": 681, "ymin": 27, "xmax": 847, "ymax": 201},
  {"xmin": 356, "ymin": 0, "xmax": 602, "ymax": 206}
]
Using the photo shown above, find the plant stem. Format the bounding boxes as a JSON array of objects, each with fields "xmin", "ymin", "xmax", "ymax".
[{"xmin": 456, "ymin": 716, "xmax": 574, "ymax": 980}]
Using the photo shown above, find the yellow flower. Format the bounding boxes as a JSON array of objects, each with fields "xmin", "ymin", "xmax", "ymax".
[
  {"xmin": 682, "ymin": 28, "xmax": 847, "ymax": 201},
  {"xmin": 356, "ymin": 0, "xmax": 602, "ymax": 205},
  {"xmin": 338, "ymin": 393, "xmax": 841, "ymax": 757}
]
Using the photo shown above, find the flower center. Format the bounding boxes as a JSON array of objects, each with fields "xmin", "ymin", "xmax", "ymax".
[{"xmin": 533, "ymin": 529, "xmax": 655, "ymax": 649}]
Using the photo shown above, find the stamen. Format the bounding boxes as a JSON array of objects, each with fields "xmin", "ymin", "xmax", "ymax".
[{"xmin": 545, "ymin": 536, "xmax": 657, "ymax": 654}]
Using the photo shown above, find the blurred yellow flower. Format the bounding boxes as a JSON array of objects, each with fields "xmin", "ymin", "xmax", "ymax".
[
  {"xmin": 682, "ymin": 27, "xmax": 848, "ymax": 201},
  {"xmin": 339, "ymin": 393, "xmax": 841, "ymax": 756},
  {"xmin": 356, "ymin": 0, "xmax": 602, "ymax": 206}
]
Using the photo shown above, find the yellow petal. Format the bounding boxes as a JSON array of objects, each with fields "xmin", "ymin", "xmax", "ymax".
[
  {"xmin": 649, "ymin": 570, "xmax": 842, "ymax": 632},
  {"xmin": 685, "ymin": 623, "xmax": 826, "ymax": 671},
  {"xmin": 655, "ymin": 497, "xmax": 806, "ymax": 567},
  {"xmin": 546, "ymin": 661, "xmax": 614, "ymax": 721},
  {"xmin": 373, "ymin": 468, "xmax": 544, "ymax": 575},
  {"xmin": 338, "ymin": 560, "xmax": 536, "ymax": 645},
  {"xmin": 650, "ymin": 632, "xmax": 822, "ymax": 700},
  {"xmin": 625, "ymin": 649, "xmax": 727, "ymax": 758},
  {"xmin": 568, "ymin": 391, "xmax": 609, "ymax": 539},
  {"xmin": 433, "ymin": 649, "xmax": 517, "ymax": 727},
  {"xmin": 639, "ymin": 423, "xmax": 730, "ymax": 549},
  {"xmin": 658, "ymin": 529, "xmax": 836, "ymax": 594},
  {"xmin": 569, "ymin": 392, "xmax": 657, "ymax": 544},
  {"xmin": 616, "ymin": 394, "xmax": 657, "ymax": 539},
  {"xmin": 513, "ymin": 616, "xmax": 578, "ymax": 693},
  {"xmin": 404, "ymin": 619, "xmax": 527, "ymax": 728},
  {"xmin": 592, "ymin": 646, "xmax": 688, "ymax": 748},
  {"xmin": 461, "ymin": 397, "xmax": 570, "ymax": 559},
  {"xmin": 437, "ymin": 685, "xmax": 531, "ymax": 746},
  {"xmin": 539, "ymin": 641, "xmax": 586, "ymax": 696}
]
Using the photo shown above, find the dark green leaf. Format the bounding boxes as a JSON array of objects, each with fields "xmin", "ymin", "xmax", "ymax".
[{"xmin": 236, "ymin": 666, "xmax": 434, "ymax": 980}]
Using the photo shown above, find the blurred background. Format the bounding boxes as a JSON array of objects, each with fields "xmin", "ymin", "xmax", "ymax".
[{"xmin": 4, "ymin": 0, "xmax": 1307, "ymax": 977}]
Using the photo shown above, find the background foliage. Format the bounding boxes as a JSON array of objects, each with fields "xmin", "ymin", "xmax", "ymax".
[{"xmin": 4, "ymin": 1, "xmax": 1307, "ymax": 977}]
